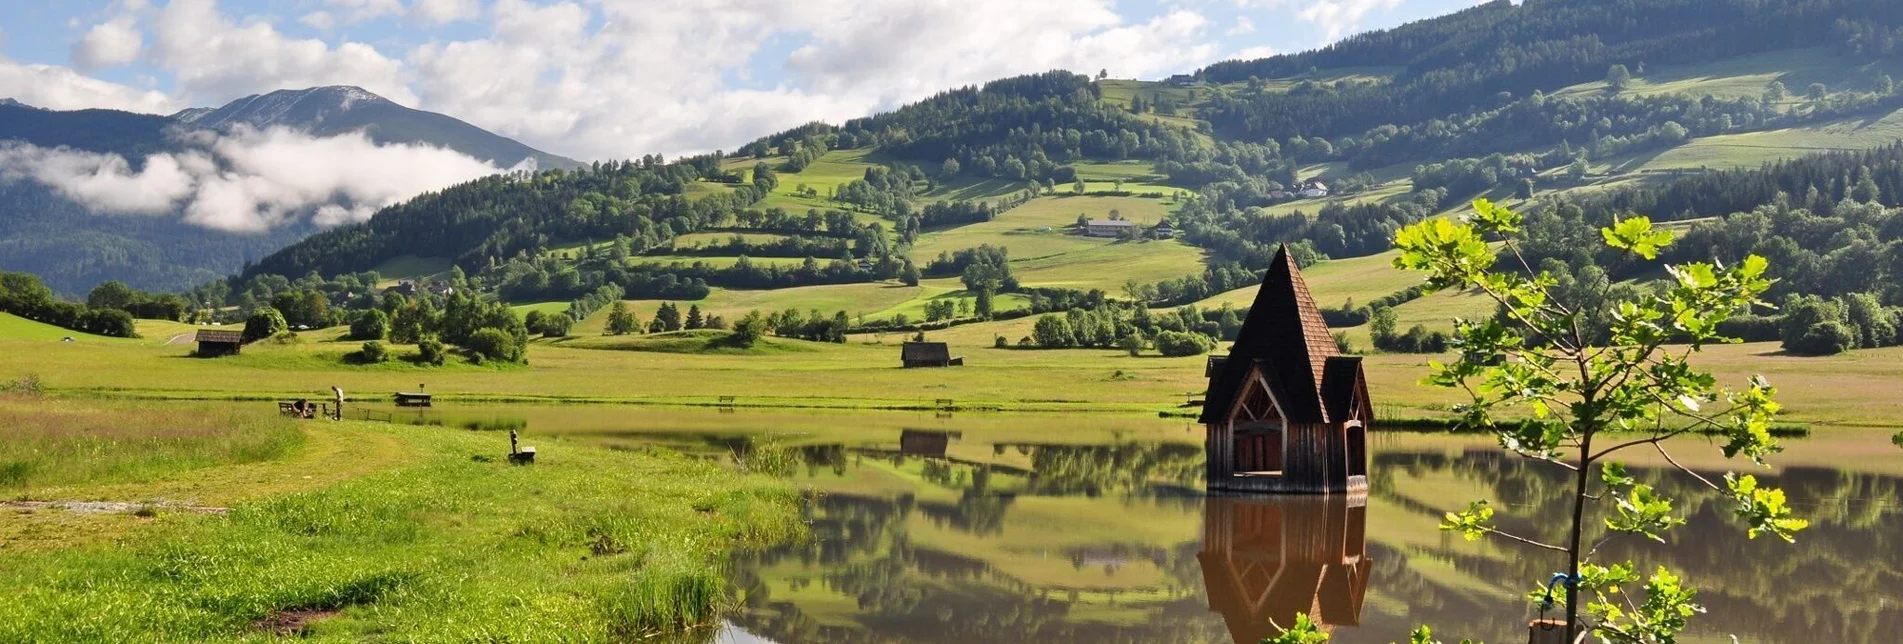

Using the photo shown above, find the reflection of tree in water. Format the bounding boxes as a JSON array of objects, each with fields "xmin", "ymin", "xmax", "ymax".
[
  {"xmin": 1011, "ymin": 442, "xmax": 1206, "ymax": 495},
  {"xmin": 1370, "ymin": 450, "xmax": 1903, "ymax": 643},
  {"xmin": 917, "ymin": 491, "xmax": 1016, "ymax": 536},
  {"xmin": 724, "ymin": 442, "xmax": 1229, "ymax": 643}
]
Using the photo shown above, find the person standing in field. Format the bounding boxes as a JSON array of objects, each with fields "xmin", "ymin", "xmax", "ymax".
[{"xmin": 331, "ymin": 386, "xmax": 344, "ymax": 421}]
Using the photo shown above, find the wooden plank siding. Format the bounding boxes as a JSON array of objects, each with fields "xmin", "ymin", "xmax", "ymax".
[{"xmin": 1207, "ymin": 422, "xmax": 1369, "ymax": 494}]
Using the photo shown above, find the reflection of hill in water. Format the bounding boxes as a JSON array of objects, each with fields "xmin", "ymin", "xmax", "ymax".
[{"xmin": 711, "ymin": 434, "xmax": 1903, "ymax": 643}]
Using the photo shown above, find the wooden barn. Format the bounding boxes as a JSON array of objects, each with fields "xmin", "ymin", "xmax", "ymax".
[
  {"xmin": 1198, "ymin": 495, "xmax": 1371, "ymax": 642},
  {"xmin": 1200, "ymin": 245, "xmax": 1372, "ymax": 494},
  {"xmin": 194, "ymin": 329, "xmax": 244, "ymax": 357},
  {"xmin": 901, "ymin": 342, "xmax": 963, "ymax": 368}
]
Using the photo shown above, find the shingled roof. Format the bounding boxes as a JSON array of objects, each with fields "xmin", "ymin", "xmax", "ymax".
[
  {"xmin": 902, "ymin": 342, "xmax": 951, "ymax": 363},
  {"xmin": 1199, "ymin": 245, "xmax": 1342, "ymax": 424},
  {"xmin": 194, "ymin": 329, "xmax": 244, "ymax": 344}
]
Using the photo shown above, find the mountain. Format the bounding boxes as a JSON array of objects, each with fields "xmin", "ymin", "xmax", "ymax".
[
  {"xmin": 168, "ymin": 86, "xmax": 580, "ymax": 170},
  {"xmin": 0, "ymin": 87, "xmax": 581, "ymax": 294}
]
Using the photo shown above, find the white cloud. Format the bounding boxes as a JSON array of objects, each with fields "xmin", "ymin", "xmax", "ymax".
[
  {"xmin": 0, "ymin": 57, "xmax": 177, "ymax": 113},
  {"xmin": 409, "ymin": 0, "xmax": 482, "ymax": 24},
  {"xmin": 406, "ymin": 0, "xmax": 1220, "ymax": 159},
  {"xmin": 300, "ymin": 11, "xmax": 337, "ymax": 31},
  {"xmin": 19, "ymin": 0, "xmax": 1233, "ymax": 161},
  {"xmin": 1297, "ymin": 0, "xmax": 1406, "ymax": 40},
  {"xmin": 151, "ymin": 0, "xmax": 414, "ymax": 106},
  {"xmin": 1229, "ymin": 45, "xmax": 1277, "ymax": 61},
  {"xmin": 72, "ymin": 16, "xmax": 144, "ymax": 70},
  {"xmin": 1228, "ymin": 16, "xmax": 1256, "ymax": 36},
  {"xmin": 0, "ymin": 127, "xmax": 502, "ymax": 233},
  {"xmin": 0, "ymin": 144, "xmax": 200, "ymax": 214},
  {"xmin": 325, "ymin": 0, "xmax": 405, "ymax": 24}
]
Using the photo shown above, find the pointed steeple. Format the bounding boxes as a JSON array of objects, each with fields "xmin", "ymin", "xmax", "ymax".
[{"xmin": 1200, "ymin": 245, "xmax": 1340, "ymax": 424}]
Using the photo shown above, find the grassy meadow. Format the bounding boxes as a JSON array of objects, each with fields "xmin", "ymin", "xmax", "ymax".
[
  {"xmin": 3, "ymin": 304, "xmax": 1900, "ymax": 428},
  {"xmin": 0, "ymin": 390, "xmax": 803, "ymax": 641}
]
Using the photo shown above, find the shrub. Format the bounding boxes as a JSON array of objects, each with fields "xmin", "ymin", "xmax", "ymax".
[
  {"xmin": 350, "ymin": 309, "xmax": 389, "ymax": 341},
  {"xmin": 242, "ymin": 307, "xmax": 288, "ymax": 344},
  {"xmin": 415, "ymin": 337, "xmax": 448, "ymax": 366},
  {"xmin": 1786, "ymin": 320, "xmax": 1856, "ymax": 356},
  {"xmin": 1154, "ymin": 330, "xmax": 1215, "ymax": 357},
  {"xmin": 464, "ymin": 328, "xmax": 523, "ymax": 363},
  {"xmin": 358, "ymin": 341, "xmax": 390, "ymax": 364},
  {"xmin": 81, "ymin": 308, "xmax": 137, "ymax": 338},
  {"xmin": 993, "ymin": 336, "xmax": 1007, "ymax": 349},
  {"xmin": 731, "ymin": 311, "xmax": 767, "ymax": 348},
  {"xmin": 1716, "ymin": 314, "xmax": 1781, "ymax": 343},
  {"xmin": 1119, "ymin": 334, "xmax": 1145, "ymax": 356},
  {"xmin": 540, "ymin": 313, "xmax": 573, "ymax": 338}
]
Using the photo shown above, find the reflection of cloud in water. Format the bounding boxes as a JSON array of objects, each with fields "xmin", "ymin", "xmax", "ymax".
[{"xmin": 712, "ymin": 620, "xmax": 783, "ymax": 644}]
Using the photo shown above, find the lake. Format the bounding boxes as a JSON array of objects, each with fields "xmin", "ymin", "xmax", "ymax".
[{"xmin": 375, "ymin": 404, "xmax": 1903, "ymax": 643}]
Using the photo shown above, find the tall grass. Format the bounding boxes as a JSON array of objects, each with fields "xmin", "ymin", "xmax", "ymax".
[
  {"xmin": 0, "ymin": 396, "xmax": 304, "ymax": 491},
  {"xmin": 0, "ymin": 420, "xmax": 804, "ymax": 641}
]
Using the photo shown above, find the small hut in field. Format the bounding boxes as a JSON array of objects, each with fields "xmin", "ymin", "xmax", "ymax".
[
  {"xmin": 1200, "ymin": 245, "xmax": 1372, "ymax": 494},
  {"xmin": 194, "ymin": 329, "xmax": 244, "ymax": 357},
  {"xmin": 901, "ymin": 342, "xmax": 962, "ymax": 368},
  {"xmin": 1198, "ymin": 495, "xmax": 1370, "ymax": 642}
]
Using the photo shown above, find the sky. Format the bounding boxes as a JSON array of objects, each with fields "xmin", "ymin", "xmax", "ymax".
[{"xmin": 0, "ymin": 0, "xmax": 1487, "ymax": 162}]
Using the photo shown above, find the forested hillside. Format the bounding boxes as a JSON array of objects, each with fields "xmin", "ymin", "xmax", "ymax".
[{"xmin": 103, "ymin": 0, "xmax": 1903, "ymax": 359}]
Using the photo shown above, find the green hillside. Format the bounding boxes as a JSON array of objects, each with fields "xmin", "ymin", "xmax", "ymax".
[{"xmin": 18, "ymin": 0, "xmax": 1870, "ymax": 372}]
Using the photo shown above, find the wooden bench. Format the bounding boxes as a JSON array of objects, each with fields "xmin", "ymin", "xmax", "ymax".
[
  {"xmin": 394, "ymin": 392, "xmax": 432, "ymax": 408},
  {"xmin": 717, "ymin": 395, "xmax": 736, "ymax": 407},
  {"xmin": 277, "ymin": 402, "xmax": 332, "ymax": 419},
  {"xmin": 509, "ymin": 446, "xmax": 536, "ymax": 465},
  {"xmin": 935, "ymin": 398, "xmax": 955, "ymax": 410}
]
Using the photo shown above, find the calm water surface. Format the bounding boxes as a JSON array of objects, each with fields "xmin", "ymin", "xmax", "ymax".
[{"xmin": 395, "ymin": 405, "xmax": 1903, "ymax": 643}]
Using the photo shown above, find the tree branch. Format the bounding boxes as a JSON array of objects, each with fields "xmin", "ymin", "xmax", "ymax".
[
  {"xmin": 1479, "ymin": 526, "xmax": 1571, "ymax": 554},
  {"xmin": 1654, "ymin": 441, "xmax": 1723, "ymax": 493}
]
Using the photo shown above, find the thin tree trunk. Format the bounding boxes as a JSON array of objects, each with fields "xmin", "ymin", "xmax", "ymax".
[{"xmin": 1567, "ymin": 429, "xmax": 1595, "ymax": 642}]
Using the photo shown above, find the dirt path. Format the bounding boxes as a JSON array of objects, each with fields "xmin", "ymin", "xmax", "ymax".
[
  {"xmin": 0, "ymin": 500, "xmax": 227, "ymax": 515},
  {"xmin": 165, "ymin": 333, "xmax": 194, "ymax": 345}
]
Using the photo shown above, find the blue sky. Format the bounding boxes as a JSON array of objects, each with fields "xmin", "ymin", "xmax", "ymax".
[{"xmin": 0, "ymin": 0, "xmax": 1487, "ymax": 159}]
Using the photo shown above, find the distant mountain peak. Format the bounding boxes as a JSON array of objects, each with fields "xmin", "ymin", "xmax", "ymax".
[
  {"xmin": 174, "ymin": 85, "xmax": 399, "ymax": 130},
  {"xmin": 0, "ymin": 98, "xmax": 38, "ymax": 110}
]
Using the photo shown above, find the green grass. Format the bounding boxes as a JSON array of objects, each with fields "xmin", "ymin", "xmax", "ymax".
[
  {"xmin": 670, "ymin": 232, "xmax": 794, "ymax": 247},
  {"xmin": 630, "ymin": 255, "xmax": 811, "ymax": 269},
  {"xmin": 0, "ymin": 416, "xmax": 803, "ymax": 641},
  {"xmin": 1553, "ymin": 47, "xmax": 1903, "ymax": 104},
  {"xmin": 1617, "ymin": 106, "xmax": 1903, "ymax": 172},
  {"xmin": 369, "ymin": 256, "xmax": 452, "ymax": 283},
  {"xmin": 510, "ymin": 302, "xmax": 571, "ymax": 318},
  {"xmin": 1193, "ymin": 250, "xmax": 1425, "ymax": 311},
  {"xmin": 909, "ymin": 195, "xmax": 1183, "ymax": 277},
  {"xmin": 571, "ymin": 283, "xmax": 931, "ymax": 335},
  {"xmin": 0, "ymin": 396, "xmax": 304, "ymax": 492},
  {"xmin": 856, "ymin": 278, "xmax": 1031, "ymax": 322},
  {"xmin": 555, "ymin": 330, "xmax": 815, "ymax": 355},
  {"xmin": 1009, "ymin": 240, "xmax": 1207, "ymax": 291}
]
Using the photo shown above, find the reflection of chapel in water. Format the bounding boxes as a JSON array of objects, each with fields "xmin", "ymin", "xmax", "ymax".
[{"xmin": 1199, "ymin": 495, "xmax": 1372, "ymax": 643}]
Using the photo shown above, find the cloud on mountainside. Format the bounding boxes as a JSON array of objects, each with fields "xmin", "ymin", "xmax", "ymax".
[{"xmin": 0, "ymin": 127, "xmax": 504, "ymax": 233}]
